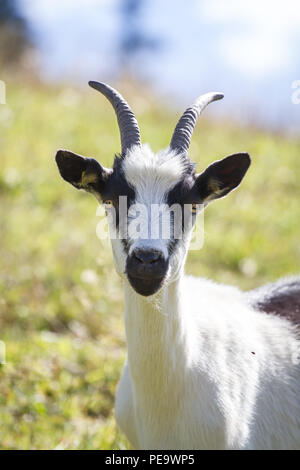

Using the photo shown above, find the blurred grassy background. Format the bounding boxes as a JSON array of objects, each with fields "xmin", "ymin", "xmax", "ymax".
[{"xmin": 0, "ymin": 83, "xmax": 299, "ymax": 449}]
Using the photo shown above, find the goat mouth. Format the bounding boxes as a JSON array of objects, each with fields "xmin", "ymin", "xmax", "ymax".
[{"xmin": 127, "ymin": 274, "xmax": 166, "ymax": 296}]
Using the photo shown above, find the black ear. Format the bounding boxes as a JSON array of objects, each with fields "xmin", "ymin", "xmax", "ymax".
[
  {"xmin": 195, "ymin": 152, "xmax": 251, "ymax": 203},
  {"xmin": 55, "ymin": 149, "xmax": 109, "ymax": 195}
]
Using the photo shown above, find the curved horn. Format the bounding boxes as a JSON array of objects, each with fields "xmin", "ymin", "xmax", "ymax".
[
  {"xmin": 170, "ymin": 92, "xmax": 224, "ymax": 154},
  {"xmin": 89, "ymin": 81, "xmax": 141, "ymax": 154}
]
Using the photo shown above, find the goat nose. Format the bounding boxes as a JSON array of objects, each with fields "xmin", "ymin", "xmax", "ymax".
[{"xmin": 133, "ymin": 248, "xmax": 163, "ymax": 265}]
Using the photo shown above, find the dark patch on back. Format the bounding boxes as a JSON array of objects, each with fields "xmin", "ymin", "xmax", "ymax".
[{"xmin": 249, "ymin": 277, "xmax": 300, "ymax": 326}]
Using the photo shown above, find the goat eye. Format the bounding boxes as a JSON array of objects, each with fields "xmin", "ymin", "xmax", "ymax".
[
  {"xmin": 103, "ymin": 200, "xmax": 113, "ymax": 209},
  {"xmin": 191, "ymin": 203, "xmax": 198, "ymax": 214}
]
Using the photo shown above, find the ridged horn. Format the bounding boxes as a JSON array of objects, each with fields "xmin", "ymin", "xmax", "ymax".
[
  {"xmin": 88, "ymin": 81, "xmax": 141, "ymax": 154},
  {"xmin": 170, "ymin": 92, "xmax": 224, "ymax": 154}
]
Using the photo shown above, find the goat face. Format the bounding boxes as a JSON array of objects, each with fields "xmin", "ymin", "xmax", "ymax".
[
  {"xmin": 110, "ymin": 145, "xmax": 197, "ymax": 296},
  {"xmin": 55, "ymin": 82, "xmax": 251, "ymax": 297}
]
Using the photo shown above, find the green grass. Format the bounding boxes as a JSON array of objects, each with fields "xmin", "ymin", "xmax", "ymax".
[{"xmin": 0, "ymin": 82, "xmax": 299, "ymax": 449}]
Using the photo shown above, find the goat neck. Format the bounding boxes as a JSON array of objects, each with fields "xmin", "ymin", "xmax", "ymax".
[{"xmin": 123, "ymin": 274, "xmax": 191, "ymax": 408}]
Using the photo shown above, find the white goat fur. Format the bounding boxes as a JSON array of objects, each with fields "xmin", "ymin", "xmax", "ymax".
[{"xmin": 109, "ymin": 145, "xmax": 300, "ymax": 450}]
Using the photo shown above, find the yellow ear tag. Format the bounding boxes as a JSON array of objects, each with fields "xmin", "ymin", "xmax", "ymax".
[
  {"xmin": 81, "ymin": 170, "xmax": 98, "ymax": 186},
  {"xmin": 208, "ymin": 178, "xmax": 220, "ymax": 192}
]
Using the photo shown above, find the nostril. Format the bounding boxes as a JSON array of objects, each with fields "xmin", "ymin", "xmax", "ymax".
[{"xmin": 133, "ymin": 249, "xmax": 163, "ymax": 265}]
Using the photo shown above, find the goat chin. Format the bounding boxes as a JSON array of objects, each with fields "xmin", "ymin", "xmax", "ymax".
[{"xmin": 127, "ymin": 275, "xmax": 165, "ymax": 297}]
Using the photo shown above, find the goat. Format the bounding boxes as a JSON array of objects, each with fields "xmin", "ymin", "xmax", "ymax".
[{"xmin": 55, "ymin": 81, "xmax": 300, "ymax": 450}]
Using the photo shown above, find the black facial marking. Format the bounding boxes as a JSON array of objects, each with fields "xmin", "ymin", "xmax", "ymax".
[
  {"xmin": 167, "ymin": 174, "xmax": 196, "ymax": 206},
  {"xmin": 166, "ymin": 164, "xmax": 197, "ymax": 255},
  {"xmin": 101, "ymin": 155, "xmax": 135, "ymax": 205},
  {"xmin": 101, "ymin": 156, "xmax": 136, "ymax": 248}
]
